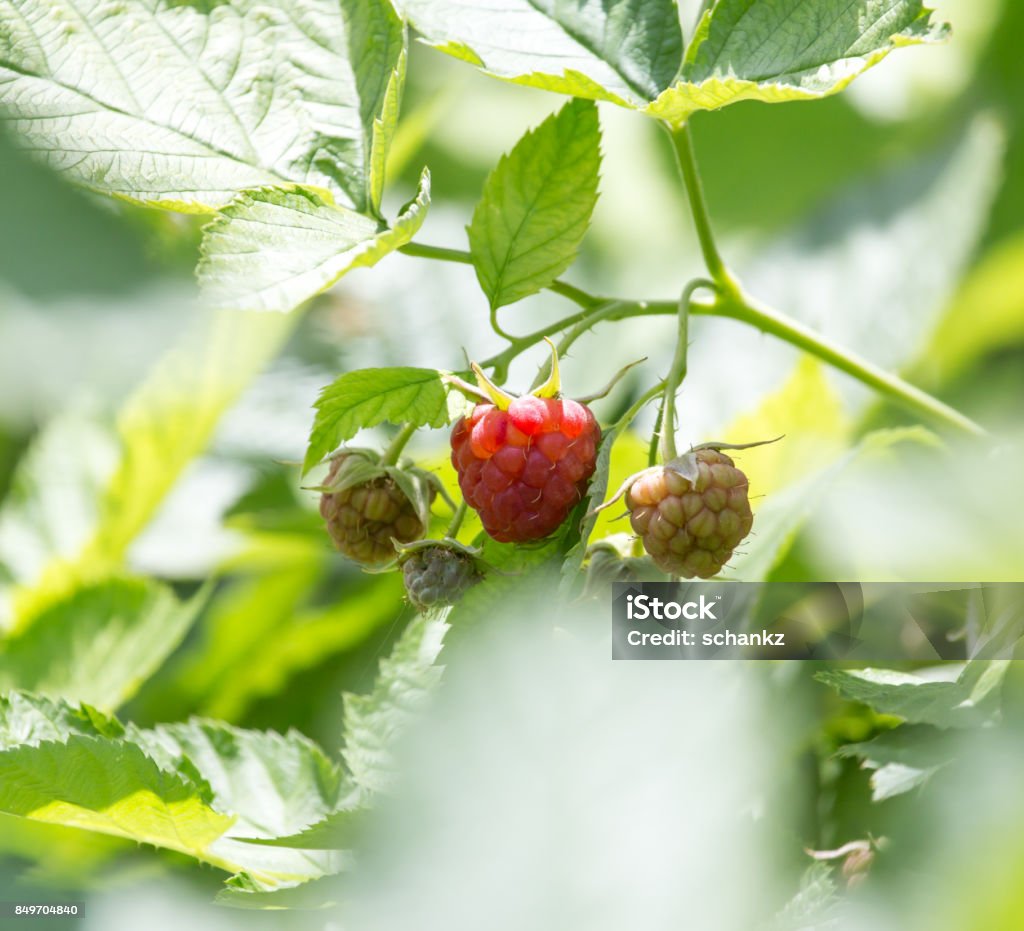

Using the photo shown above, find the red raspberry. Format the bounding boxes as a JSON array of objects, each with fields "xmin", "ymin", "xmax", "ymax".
[
  {"xmin": 450, "ymin": 396, "xmax": 601, "ymax": 543},
  {"xmin": 627, "ymin": 448, "xmax": 753, "ymax": 578}
]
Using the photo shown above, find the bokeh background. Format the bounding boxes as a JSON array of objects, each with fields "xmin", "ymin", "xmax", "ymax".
[{"xmin": 0, "ymin": 0, "xmax": 1022, "ymax": 926}]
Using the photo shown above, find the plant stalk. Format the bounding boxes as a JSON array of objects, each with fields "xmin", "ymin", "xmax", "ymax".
[
  {"xmin": 402, "ymin": 242, "xmax": 986, "ymax": 437},
  {"xmin": 665, "ymin": 123, "xmax": 735, "ymax": 292},
  {"xmin": 380, "ymin": 422, "xmax": 417, "ymax": 466}
]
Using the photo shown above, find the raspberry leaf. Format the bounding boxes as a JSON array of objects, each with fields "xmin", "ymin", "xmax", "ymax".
[
  {"xmin": 0, "ymin": 0, "xmax": 405, "ymax": 213},
  {"xmin": 198, "ymin": 169, "xmax": 430, "ymax": 313},
  {"xmin": 648, "ymin": 1, "xmax": 948, "ymax": 127},
  {"xmin": 404, "ymin": 0, "xmax": 947, "ymax": 126},
  {"xmin": 342, "ymin": 611, "xmax": 447, "ymax": 797},
  {"xmin": 0, "ymin": 310, "xmax": 293, "ymax": 630},
  {"xmin": 129, "ymin": 720, "xmax": 345, "ymax": 888},
  {"xmin": 305, "ymin": 367, "xmax": 471, "ymax": 473},
  {"xmin": 836, "ymin": 725, "xmax": 956, "ymax": 801},
  {"xmin": 816, "ymin": 661, "xmax": 1010, "ymax": 730},
  {"xmin": 468, "ymin": 99, "xmax": 601, "ymax": 310},
  {"xmin": 0, "ymin": 578, "xmax": 206, "ymax": 713},
  {"xmin": 401, "ymin": 0, "xmax": 682, "ymax": 107}
]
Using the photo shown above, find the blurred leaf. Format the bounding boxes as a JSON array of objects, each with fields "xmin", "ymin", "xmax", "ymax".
[
  {"xmin": 769, "ymin": 862, "xmax": 839, "ymax": 930},
  {"xmin": 198, "ymin": 170, "xmax": 430, "ymax": 313},
  {"xmin": 0, "ymin": 0, "xmax": 405, "ymax": 213},
  {"xmin": 133, "ymin": 720, "xmax": 344, "ymax": 888},
  {"xmin": 816, "ymin": 660, "xmax": 1010, "ymax": 729},
  {"xmin": 0, "ymin": 577, "xmax": 205, "ymax": 712},
  {"xmin": 0, "ymin": 308, "xmax": 295, "ymax": 630},
  {"xmin": 469, "ymin": 99, "xmax": 601, "ymax": 309},
  {"xmin": 730, "ymin": 426, "xmax": 939, "ymax": 581},
  {"xmin": 194, "ymin": 573, "xmax": 404, "ymax": 721},
  {"xmin": 836, "ymin": 724, "xmax": 955, "ymax": 800},
  {"xmin": 402, "ymin": 0, "xmax": 682, "ymax": 107},
  {"xmin": 305, "ymin": 367, "xmax": 470, "ymax": 472},
  {"xmin": 649, "ymin": 0, "xmax": 949, "ymax": 126},
  {"xmin": 720, "ymin": 356, "xmax": 850, "ymax": 500},
  {"xmin": 216, "ymin": 872, "xmax": 339, "ymax": 910},
  {"xmin": 0, "ymin": 127, "xmax": 156, "ymax": 298},
  {"xmin": 918, "ymin": 232, "xmax": 1024, "ymax": 384},
  {"xmin": 743, "ymin": 118, "xmax": 1004, "ymax": 387},
  {"xmin": 342, "ymin": 610, "xmax": 447, "ymax": 797}
]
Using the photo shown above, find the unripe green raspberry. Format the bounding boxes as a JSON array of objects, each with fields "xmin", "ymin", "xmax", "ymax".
[
  {"xmin": 627, "ymin": 448, "xmax": 753, "ymax": 579},
  {"xmin": 402, "ymin": 545, "xmax": 480, "ymax": 612},
  {"xmin": 320, "ymin": 455, "xmax": 426, "ymax": 566}
]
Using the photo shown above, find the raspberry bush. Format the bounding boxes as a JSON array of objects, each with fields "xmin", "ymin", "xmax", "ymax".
[{"xmin": 0, "ymin": 0, "xmax": 1013, "ymax": 922}]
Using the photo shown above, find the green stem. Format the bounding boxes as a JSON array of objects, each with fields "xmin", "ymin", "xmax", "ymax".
[
  {"xmin": 717, "ymin": 291, "xmax": 988, "ymax": 438},
  {"xmin": 660, "ymin": 280, "xmax": 713, "ymax": 460},
  {"xmin": 402, "ymin": 242, "xmax": 985, "ymax": 437},
  {"xmin": 380, "ymin": 422, "xmax": 417, "ymax": 466},
  {"xmin": 446, "ymin": 501, "xmax": 467, "ymax": 537},
  {"xmin": 399, "ymin": 242, "xmax": 599, "ymax": 309},
  {"xmin": 665, "ymin": 123, "xmax": 735, "ymax": 292}
]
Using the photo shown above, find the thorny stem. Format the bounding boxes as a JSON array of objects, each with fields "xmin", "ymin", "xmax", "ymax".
[
  {"xmin": 401, "ymin": 245, "xmax": 986, "ymax": 437},
  {"xmin": 660, "ymin": 279, "xmax": 715, "ymax": 461},
  {"xmin": 380, "ymin": 422, "xmax": 417, "ymax": 466}
]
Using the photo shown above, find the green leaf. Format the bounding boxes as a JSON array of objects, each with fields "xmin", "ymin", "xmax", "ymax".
[
  {"xmin": 304, "ymin": 367, "xmax": 469, "ymax": 473},
  {"xmin": 816, "ymin": 660, "xmax": 1010, "ymax": 729},
  {"xmin": 0, "ymin": 577, "xmax": 205, "ymax": 712},
  {"xmin": 173, "ymin": 571, "xmax": 404, "ymax": 721},
  {"xmin": 401, "ymin": 0, "xmax": 683, "ymax": 106},
  {"xmin": 0, "ymin": 735, "xmax": 234, "ymax": 859},
  {"xmin": 469, "ymin": 99, "xmax": 601, "ymax": 310},
  {"xmin": 0, "ymin": 691, "xmax": 123, "ymax": 750},
  {"xmin": 0, "ymin": 0, "xmax": 405, "ymax": 212},
  {"xmin": 730, "ymin": 426, "xmax": 941, "ymax": 581},
  {"xmin": 342, "ymin": 611, "xmax": 447, "ymax": 797},
  {"xmin": 216, "ymin": 872, "xmax": 339, "ymax": 910},
  {"xmin": 0, "ymin": 308, "xmax": 295, "ymax": 630},
  {"xmin": 134, "ymin": 720, "xmax": 345, "ymax": 888},
  {"xmin": 239, "ymin": 807, "xmax": 367, "ymax": 850},
  {"xmin": 198, "ymin": 169, "xmax": 430, "ymax": 313},
  {"xmin": 648, "ymin": 0, "xmax": 950, "ymax": 127},
  {"xmin": 836, "ymin": 725, "xmax": 955, "ymax": 801},
  {"xmin": 0, "ymin": 693, "xmax": 345, "ymax": 888}
]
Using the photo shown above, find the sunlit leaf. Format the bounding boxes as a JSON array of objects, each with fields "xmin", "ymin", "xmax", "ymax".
[
  {"xmin": 649, "ymin": 0, "xmax": 949, "ymax": 127},
  {"xmin": 198, "ymin": 170, "xmax": 430, "ymax": 313},
  {"xmin": 401, "ymin": 0, "xmax": 682, "ymax": 107},
  {"xmin": 305, "ymin": 366, "xmax": 470, "ymax": 472},
  {"xmin": 0, "ymin": 577, "xmax": 205, "ymax": 712},
  {"xmin": 0, "ymin": 0, "xmax": 405, "ymax": 212},
  {"xmin": 469, "ymin": 99, "xmax": 600, "ymax": 309},
  {"xmin": 817, "ymin": 660, "xmax": 1010, "ymax": 729}
]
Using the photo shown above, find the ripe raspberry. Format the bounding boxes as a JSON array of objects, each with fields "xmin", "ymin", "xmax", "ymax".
[
  {"xmin": 320, "ymin": 454, "xmax": 427, "ymax": 566},
  {"xmin": 402, "ymin": 545, "xmax": 480, "ymax": 612},
  {"xmin": 626, "ymin": 448, "xmax": 753, "ymax": 579},
  {"xmin": 450, "ymin": 395, "xmax": 601, "ymax": 543}
]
